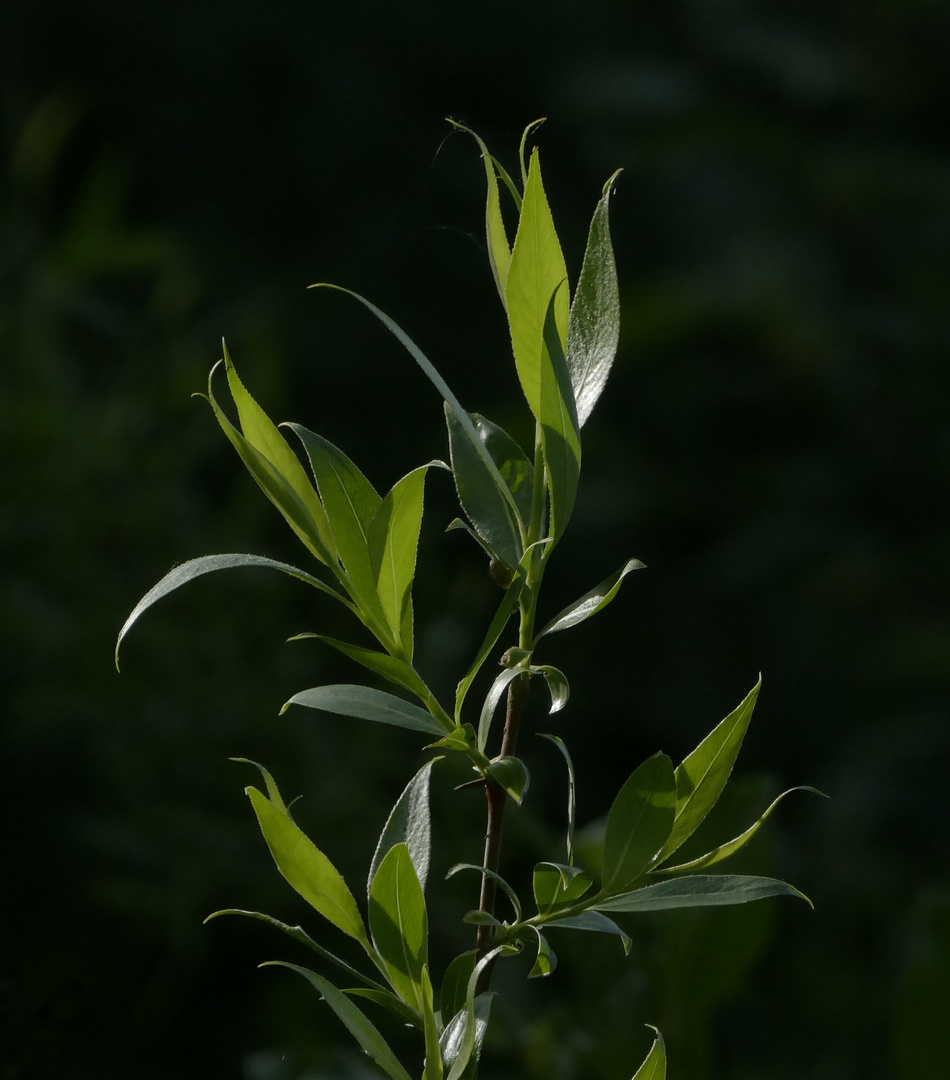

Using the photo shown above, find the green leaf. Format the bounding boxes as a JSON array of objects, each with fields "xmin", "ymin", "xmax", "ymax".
[
  {"xmin": 567, "ymin": 171, "xmax": 622, "ymax": 427},
  {"xmin": 421, "ymin": 965, "xmax": 443, "ymax": 1080},
  {"xmin": 539, "ymin": 285, "xmax": 582, "ymax": 539},
  {"xmin": 544, "ymin": 910, "xmax": 631, "ymax": 955},
  {"xmin": 230, "ymin": 758, "xmax": 290, "ymax": 814},
  {"xmin": 446, "ymin": 119, "xmax": 510, "ymax": 303},
  {"xmin": 441, "ymin": 992, "xmax": 495, "ymax": 1080},
  {"xmin": 532, "ymin": 862, "xmax": 592, "ymax": 912},
  {"xmin": 478, "ymin": 668, "xmax": 523, "ymax": 753},
  {"xmin": 282, "ymin": 684, "xmax": 447, "ymax": 737},
  {"xmin": 462, "ymin": 911, "xmax": 502, "ymax": 927},
  {"xmin": 311, "ymin": 285, "xmax": 523, "ymax": 529},
  {"xmin": 440, "ymin": 951, "xmax": 476, "ymax": 1025},
  {"xmin": 293, "ymin": 634, "xmax": 436, "ymax": 708},
  {"xmin": 527, "ymin": 927, "xmax": 557, "ymax": 978},
  {"xmin": 602, "ymin": 753, "xmax": 676, "ymax": 894},
  {"xmin": 653, "ymin": 786, "xmax": 826, "ymax": 876},
  {"xmin": 505, "ymin": 148, "xmax": 569, "ymax": 423},
  {"xmin": 472, "ymin": 413, "xmax": 535, "ymax": 523},
  {"xmin": 207, "ymin": 355, "xmax": 336, "ymax": 564},
  {"xmin": 446, "ymin": 864, "xmax": 523, "ymax": 923},
  {"xmin": 369, "ymin": 465, "xmax": 429, "ymax": 658},
  {"xmin": 536, "ymin": 558, "xmax": 644, "ymax": 640},
  {"xmin": 427, "ymin": 724, "xmax": 478, "ymax": 754},
  {"xmin": 116, "ymin": 553, "xmax": 355, "ymax": 670},
  {"xmin": 344, "ymin": 988, "xmax": 422, "ymax": 1028},
  {"xmin": 369, "ymin": 760, "xmax": 437, "ymax": 896},
  {"xmin": 369, "ymin": 843, "xmax": 428, "ymax": 1011},
  {"xmin": 538, "ymin": 733, "xmax": 578, "ymax": 864},
  {"xmin": 594, "ymin": 874, "xmax": 813, "ymax": 913},
  {"xmin": 487, "ymin": 755, "xmax": 530, "ymax": 806},
  {"xmin": 532, "ymin": 665, "xmax": 569, "ymax": 713},
  {"xmin": 446, "ymin": 404, "xmax": 524, "ymax": 570},
  {"xmin": 631, "ymin": 1027, "xmax": 667, "ymax": 1080},
  {"xmin": 246, "ymin": 786, "xmax": 367, "ymax": 943},
  {"xmin": 264, "ymin": 963, "xmax": 413, "ymax": 1080},
  {"xmin": 204, "ymin": 908, "xmax": 389, "ymax": 991},
  {"xmin": 655, "ymin": 678, "xmax": 762, "ymax": 865}
]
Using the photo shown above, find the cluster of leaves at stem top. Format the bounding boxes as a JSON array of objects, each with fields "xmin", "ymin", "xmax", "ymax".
[{"xmin": 116, "ymin": 121, "xmax": 817, "ymax": 1080}]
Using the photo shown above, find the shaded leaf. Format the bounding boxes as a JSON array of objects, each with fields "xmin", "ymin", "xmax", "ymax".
[
  {"xmin": 533, "ymin": 862, "xmax": 592, "ymax": 912},
  {"xmin": 440, "ymin": 951, "xmax": 476, "ymax": 1025},
  {"xmin": 538, "ymin": 733, "xmax": 578, "ymax": 864},
  {"xmin": 545, "ymin": 910, "xmax": 631, "ymax": 955},
  {"xmin": 655, "ymin": 678, "xmax": 761, "ymax": 865},
  {"xmin": 264, "ymin": 963, "xmax": 412, "ymax": 1080},
  {"xmin": 421, "ymin": 966, "xmax": 443, "ymax": 1080},
  {"xmin": 369, "ymin": 760, "xmax": 437, "ymax": 896},
  {"xmin": 246, "ymin": 786, "xmax": 367, "ymax": 943},
  {"xmin": 487, "ymin": 755, "xmax": 530, "ymax": 806},
  {"xmin": 293, "ymin": 634, "xmax": 436, "ymax": 709},
  {"xmin": 445, "ymin": 946, "xmax": 515, "ymax": 1080},
  {"xmin": 602, "ymin": 753, "xmax": 676, "ymax": 894},
  {"xmin": 472, "ymin": 413, "xmax": 535, "ymax": 524},
  {"xmin": 369, "ymin": 843, "xmax": 428, "ymax": 1011},
  {"xmin": 594, "ymin": 874, "xmax": 813, "ymax": 913},
  {"xmin": 539, "ymin": 285, "xmax": 581, "ymax": 539},
  {"xmin": 441, "ymin": 992, "xmax": 495, "ymax": 1080},
  {"xmin": 116, "ymin": 553, "xmax": 354, "ymax": 670},
  {"xmin": 446, "ymin": 864, "xmax": 522, "ymax": 923},
  {"xmin": 536, "ymin": 558, "xmax": 644, "ymax": 640},
  {"xmin": 345, "ymin": 988, "xmax": 421, "ymax": 1028},
  {"xmin": 527, "ymin": 927, "xmax": 557, "ymax": 978},
  {"xmin": 478, "ymin": 668, "xmax": 523, "ymax": 753},
  {"xmin": 567, "ymin": 171, "xmax": 622, "ymax": 427},
  {"xmin": 282, "ymin": 684, "xmax": 447, "ymax": 737}
]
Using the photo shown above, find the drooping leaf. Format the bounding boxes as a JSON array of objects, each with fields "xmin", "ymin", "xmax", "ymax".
[
  {"xmin": 282, "ymin": 684, "xmax": 447, "ymax": 737},
  {"xmin": 230, "ymin": 758, "xmax": 290, "ymax": 814},
  {"xmin": 115, "ymin": 553, "xmax": 355, "ymax": 670},
  {"xmin": 264, "ymin": 963, "xmax": 413, "ymax": 1080},
  {"xmin": 532, "ymin": 862, "xmax": 592, "ymax": 912},
  {"xmin": 533, "ymin": 665, "xmax": 569, "ymax": 713},
  {"xmin": 204, "ymin": 908, "xmax": 388, "ymax": 991},
  {"xmin": 505, "ymin": 148, "xmax": 569, "ymax": 424},
  {"xmin": 594, "ymin": 874, "xmax": 813, "ymax": 913},
  {"xmin": 447, "ymin": 119, "xmax": 511, "ymax": 303},
  {"xmin": 539, "ymin": 285, "xmax": 582, "ymax": 539},
  {"xmin": 478, "ymin": 668, "xmax": 524, "ymax": 753},
  {"xmin": 545, "ymin": 910, "xmax": 632, "ymax": 955},
  {"xmin": 207, "ymin": 356, "xmax": 336, "ymax": 564},
  {"xmin": 246, "ymin": 786, "xmax": 367, "ymax": 943},
  {"xmin": 446, "ymin": 864, "xmax": 523, "ymax": 923},
  {"xmin": 567, "ymin": 171, "xmax": 622, "ymax": 427},
  {"xmin": 487, "ymin": 755, "xmax": 530, "ymax": 806},
  {"xmin": 536, "ymin": 558, "xmax": 644, "ymax": 640},
  {"xmin": 369, "ymin": 843, "xmax": 428, "ymax": 1011},
  {"xmin": 601, "ymin": 753, "xmax": 676, "ymax": 894},
  {"xmin": 653, "ymin": 786, "xmax": 826, "ymax": 876},
  {"xmin": 631, "ymin": 1027, "xmax": 667, "ymax": 1080},
  {"xmin": 369, "ymin": 760, "xmax": 437, "ymax": 896},
  {"xmin": 528, "ymin": 927, "xmax": 557, "ymax": 978},
  {"xmin": 446, "ymin": 404, "xmax": 524, "ymax": 570},
  {"xmin": 538, "ymin": 733, "xmax": 578, "ymax": 865},
  {"xmin": 655, "ymin": 678, "xmax": 762, "ymax": 865}
]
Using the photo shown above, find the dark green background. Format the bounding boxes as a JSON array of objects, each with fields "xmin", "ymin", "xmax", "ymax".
[{"xmin": 3, "ymin": 1, "xmax": 949, "ymax": 1077}]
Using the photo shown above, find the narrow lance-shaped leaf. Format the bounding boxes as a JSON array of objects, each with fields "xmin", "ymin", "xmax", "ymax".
[
  {"xmin": 447, "ymin": 119, "xmax": 510, "ymax": 303},
  {"xmin": 369, "ymin": 843, "xmax": 428, "ymax": 1011},
  {"xmin": 631, "ymin": 1027, "xmax": 667, "ymax": 1080},
  {"xmin": 601, "ymin": 753, "xmax": 676, "ymax": 894},
  {"xmin": 528, "ymin": 927, "xmax": 557, "ymax": 978},
  {"xmin": 369, "ymin": 465, "xmax": 429, "ymax": 659},
  {"xmin": 440, "ymin": 951, "xmax": 476, "ymax": 1024},
  {"xmin": 441, "ymin": 992, "xmax": 495, "ymax": 1080},
  {"xmin": 544, "ymin": 910, "xmax": 631, "ymax": 955},
  {"xmin": 116, "ymin": 553, "xmax": 356, "ymax": 670},
  {"xmin": 444, "ymin": 945, "xmax": 516, "ymax": 1080},
  {"xmin": 446, "ymin": 863, "xmax": 523, "ymax": 923},
  {"xmin": 567, "ymin": 171, "xmax": 622, "ymax": 427},
  {"xmin": 505, "ymin": 148, "xmax": 570, "ymax": 424},
  {"xmin": 536, "ymin": 558, "xmax": 645, "ymax": 641},
  {"xmin": 653, "ymin": 786, "xmax": 826, "ymax": 876},
  {"xmin": 263, "ymin": 963, "xmax": 413, "ymax": 1080},
  {"xmin": 369, "ymin": 759, "xmax": 437, "ymax": 896},
  {"xmin": 655, "ymin": 677, "xmax": 762, "ymax": 865},
  {"xmin": 282, "ymin": 684, "xmax": 449, "ymax": 737},
  {"xmin": 246, "ymin": 785, "xmax": 368, "ymax": 944},
  {"xmin": 421, "ymin": 966, "xmax": 443, "ymax": 1080},
  {"xmin": 540, "ymin": 284, "xmax": 582, "ymax": 539},
  {"xmin": 478, "ymin": 667, "xmax": 523, "ymax": 753},
  {"xmin": 594, "ymin": 874, "xmax": 813, "ymax": 913},
  {"xmin": 538, "ymin": 733, "xmax": 579, "ymax": 865}
]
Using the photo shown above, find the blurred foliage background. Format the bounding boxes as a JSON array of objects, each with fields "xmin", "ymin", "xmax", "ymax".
[{"xmin": 2, "ymin": 1, "xmax": 949, "ymax": 1077}]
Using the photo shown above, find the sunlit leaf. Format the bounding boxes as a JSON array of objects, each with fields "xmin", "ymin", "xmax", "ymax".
[
  {"xmin": 538, "ymin": 733, "xmax": 579, "ymax": 865},
  {"xmin": 264, "ymin": 963, "xmax": 413, "ymax": 1080},
  {"xmin": 282, "ymin": 684, "xmax": 447, "ymax": 737},
  {"xmin": 567, "ymin": 171, "xmax": 622, "ymax": 427},
  {"xmin": 115, "ymin": 553, "xmax": 355, "ymax": 670},
  {"xmin": 441, "ymin": 992, "xmax": 495, "ymax": 1080},
  {"xmin": 653, "ymin": 786, "xmax": 826, "ymax": 876},
  {"xmin": 631, "ymin": 1027, "xmax": 667, "ymax": 1080},
  {"xmin": 369, "ymin": 760, "xmax": 437, "ymax": 896},
  {"xmin": 602, "ymin": 753, "xmax": 676, "ymax": 894},
  {"xmin": 533, "ymin": 665, "xmax": 569, "ymax": 713},
  {"xmin": 369, "ymin": 843, "xmax": 428, "ymax": 1011},
  {"xmin": 539, "ymin": 286, "xmax": 581, "ymax": 539},
  {"xmin": 532, "ymin": 861, "xmax": 592, "ymax": 912},
  {"xmin": 487, "ymin": 755, "xmax": 530, "ymax": 806},
  {"xmin": 594, "ymin": 874, "xmax": 813, "ymax": 913},
  {"xmin": 655, "ymin": 678, "xmax": 761, "ymax": 865},
  {"xmin": 444, "ymin": 945, "xmax": 515, "ymax": 1080},
  {"xmin": 536, "ymin": 558, "xmax": 644, "ymax": 640},
  {"xmin": 478, "ymin": 668, "xmax": 523, "ymax": 753},
  {"xmin": 246, "ymin": 786, "xmax": 367, "ymax": 943},
  {"xmin": 545, "ymin": 910, "xmax": 632, "ymax": 955}
]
